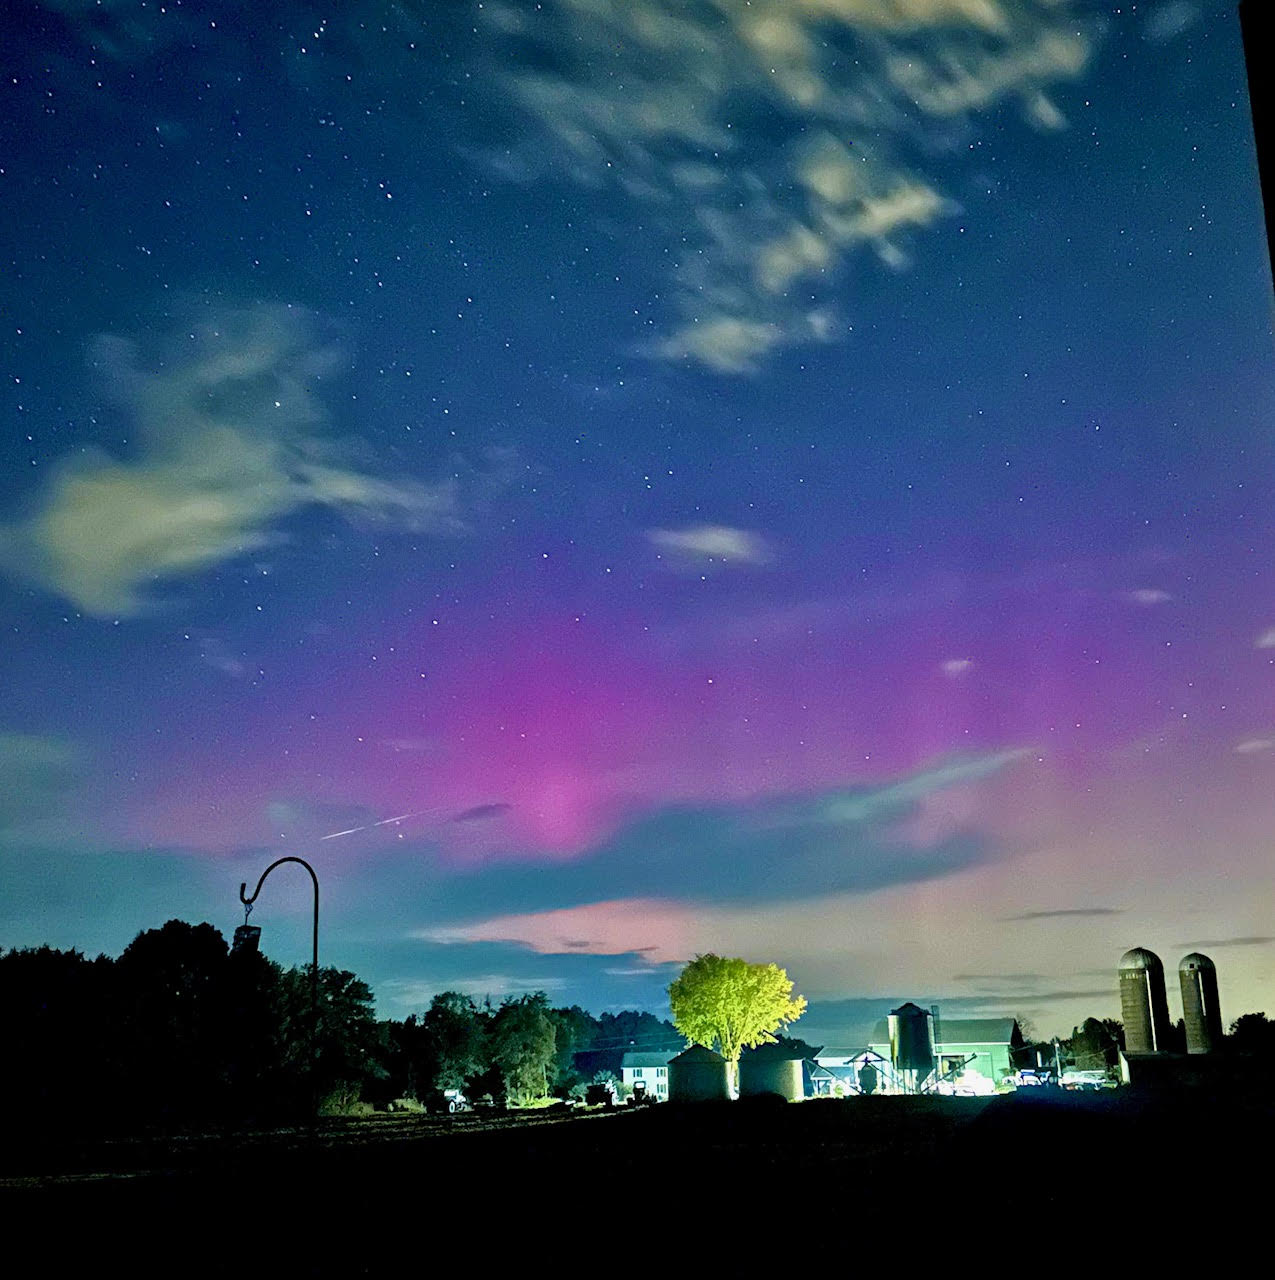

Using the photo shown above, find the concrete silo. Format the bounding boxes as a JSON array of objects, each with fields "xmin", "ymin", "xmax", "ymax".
[
  {"xmin": 668, "ymin": 1044, "xmax": 733, "ymax": 1102},
  {"xmin": 738, "ymin": 1042, "xmax": 805, "ymax": 1102},
  {"xmin": 1178, "ymin": 953, "xmax": 1223, "ymax": 1054},
  {"xmin": 1118, "ymin": 947, "xmax": 1173, "ymax": 1053}
]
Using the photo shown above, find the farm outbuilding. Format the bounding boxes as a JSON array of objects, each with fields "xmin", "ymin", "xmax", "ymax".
[
  {"xmin": 668, "ymin": 1044, "xmax": 732, "ymax": 1102},
  {"xmin": 738, "ymin": 1041, "xmax": 805, "ymax": 1101}
]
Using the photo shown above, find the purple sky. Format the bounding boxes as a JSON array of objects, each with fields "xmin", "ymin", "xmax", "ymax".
[{"xmin": 1, "ymin": 0, "xmax": 1273, "ymax": 1038}]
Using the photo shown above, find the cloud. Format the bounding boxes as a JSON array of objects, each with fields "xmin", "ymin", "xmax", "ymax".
[
  {"xmin": 0, "ymin": 304, "xmax": 462, "ymax": 615},
  {"xmin": 1175, "ymin": 936, "xmax": 1275, "ymax": 950},
  {"xmin": 1125, "ymin": 588, "xmax": 1172, "ymax": 606},
  {"xmin": 654, "ymin": 318, "xmax": 786, "ymax": 375},
  {"xmin": 453, "ymin": 803, "xmax": 512, "ymax": 823},
  {"xmin": 0, "ymin": 734, "xmax": 81, "ymax": 830},
  {"xmin": 197, "ymin": 636, "xmax": 248, "ymax": 679},
  {"xmin": 479, "ymin": 0, "xmax": 1096, "ymax": 370},
  {"xmin": 1144, "ymin": 2, "xmax": 1199, "ymax": 44},
  {"xmin": 1235, "ymin": 738, "xmax": 1275, "ymax": 755},
  {"xmin": 648, "ymin": 525, "xmax": 775, "ymax": 567},
  {"xmin": 942, "ymin": 658, "xmax": 974, "ymax": 677},
  {"xmin": 418, "ymin": 897, "xmax": 697, "ymax": 963},
  {"xmin": 381, "ymin": 750, "xmax": 1026, "ymax": 935},
  {"xmin": 987, "ymin": 987, "xmax": 1114, "ymax": 1005},
  {"xmin": 1003, "ymin": 907, "xmax": 1124, "ymax": 921},
  {"xmin": 1256, "ymin": 628, "xmax": 1275, "ymax": 649}
]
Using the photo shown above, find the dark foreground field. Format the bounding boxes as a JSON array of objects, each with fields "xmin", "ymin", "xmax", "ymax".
[{"xmin": 6, "ymin": 1087, "xmax": 1270, "ymax": 1265}]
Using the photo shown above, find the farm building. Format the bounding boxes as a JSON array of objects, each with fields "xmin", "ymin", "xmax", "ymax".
[
  {"xmin": 620, "ymin": 1049, "xmax": 676, "ymax": 1101},
  {"xmin": 814, "ymin": 1016, "xmax": 1023, "ymax": 1095}
]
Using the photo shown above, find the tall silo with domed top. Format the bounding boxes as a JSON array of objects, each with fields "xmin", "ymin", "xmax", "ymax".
[
  {"xmin": 1179, "ymin": 953, "xmax": 1223, "ymax": 1054},
  {"xmin": 1119, "ymin": 947, "xmax": 1172, "ymax": 1053}
]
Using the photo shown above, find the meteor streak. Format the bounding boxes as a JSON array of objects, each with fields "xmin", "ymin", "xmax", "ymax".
[{"xmin": 320, "ymin": 809, "xmax": 434, "ymax": 840}]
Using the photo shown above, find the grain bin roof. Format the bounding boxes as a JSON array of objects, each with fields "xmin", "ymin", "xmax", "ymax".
[{"xmin": 671, "ymin": 1043, "xmax": 725, "ymax": 1064}]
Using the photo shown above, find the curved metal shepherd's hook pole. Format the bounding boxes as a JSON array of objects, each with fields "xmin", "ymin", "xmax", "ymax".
[{"xmin": 240, "ymin": 857, "xmax": 321, "ymax": 1086}]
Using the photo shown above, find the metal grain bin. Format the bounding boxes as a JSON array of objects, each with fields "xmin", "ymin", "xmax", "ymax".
[
  {"xmin": 888, "ymin": 1002, "xmax": 935, "ymax": 1076},
  {"xmin": 668, "ymin": 1043, "xmax": 732, "ymax": 1102},
  {"xmin": 738, "ymin": 1042, "xmax": 804, "ymax": 1102},
  {"xmin": 1179, "ymin": 952, "xmax": 1223, "ymax": 1054},
  {"xmin": 1119, "ymin": 947, "xmax": 1172, "ymax": 1053}
]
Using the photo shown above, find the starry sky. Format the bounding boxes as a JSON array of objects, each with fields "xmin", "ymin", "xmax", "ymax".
[{"xmin": 1, "ymin": 0, "xmax": 1273, "ymax": 1040}]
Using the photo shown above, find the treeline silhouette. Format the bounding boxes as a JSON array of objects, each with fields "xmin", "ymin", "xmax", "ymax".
[{"xmin": 2, "ymin": 918, "xmax": 681, "ymax": 1133}]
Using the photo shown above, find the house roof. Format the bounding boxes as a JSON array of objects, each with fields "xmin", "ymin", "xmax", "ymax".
[
  {"xmin": 936, "ymin": 1018, "xmax": 1021, "ymax": 1046},
  {"xmin": 621, "ymin": 1050, "xmax": 678, "ymax": 1069}
]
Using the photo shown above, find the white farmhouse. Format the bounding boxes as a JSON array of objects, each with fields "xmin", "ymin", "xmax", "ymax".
[{"xmin": 620, "ymin": 1050, "xmax": 676, "ymax": 1101}]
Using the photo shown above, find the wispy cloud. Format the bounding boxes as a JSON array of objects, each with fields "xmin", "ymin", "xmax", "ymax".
[
  {"xmin": 479, "ymin": 0, "xmax": 1096, "ymax": 371},
  {"xmin": 453, "ymin": 803, "xmax": 513, "ymax": 824},
  {"xmin": 1125, "ymin": 588, "xmax": 1173, "ymax": 606},
  {"xmin": 1175, "ymin": 936, "xmax": 1275, "ymax": 950},
  {"xmin": 1255, "ymin": 628, "xmax": 1275, "ymax": 649},
  {"xmin": 1003, "ymin": 907, "xmax": 1124, "ymax": 921},
  {"xmin": 1235, "ymin": 738, "xmax": 1275, "ymax": 755},
  {"xmin": 648, "ymin": 524, "xmax": 775, "ymax": 568},
  {"xmin": 1144, "ymin": 1, "xmax": 1199, "ymax": 44},
  {"xmin": 196, "ymin": 635, "xmax": 248, "ymax": 679},
  {"xmin": 0, "ymin": 303, "xmax": 463, "ymax": 616}
]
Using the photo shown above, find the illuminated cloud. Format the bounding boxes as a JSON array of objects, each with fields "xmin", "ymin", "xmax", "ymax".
[
  {"xmin": 481, "ymin": 0, "xmax": 1095, "ymax": 370},
  {"xmin": 1235, "ymin": 738, "xmax": 1275, "ymax": 755},
  {"xmin": 0, "ymin": 304, "xmax": 461, "ymax": 616},
  {"xmin": 1125, "ymin": 588, "xmax": 1172, "ymax": 605},
  {"xmin": 1255, "ymin": 627, "xmax": 1275, "ymax": 649},
  {"xmin": 418, "ymin": 898, "xmax": 695, "ymax": 964},
  {"xmin": 388, "ymin": 749, "xmax": 1026, "ymax": 932},
  {"xmin": 655, "ymin": 318, "xmax": 785, "ymax": 375},
  {"xmin": 648, "ymin": 524, "xmax": 775, "ymax": 567},
  {"xmin": 942, "ymin": 657, "xmax": 974, "ymax": 676}
]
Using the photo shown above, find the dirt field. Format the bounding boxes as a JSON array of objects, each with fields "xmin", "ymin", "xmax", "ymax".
[{"xmin": 5, "ymin": 1088, "xmax": 1269, "ymax": 1265}]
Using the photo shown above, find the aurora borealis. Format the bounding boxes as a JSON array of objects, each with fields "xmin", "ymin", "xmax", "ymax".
[{"xmin": 1, "ymin": 1, "xmax": 1273, "ymax": 1038}]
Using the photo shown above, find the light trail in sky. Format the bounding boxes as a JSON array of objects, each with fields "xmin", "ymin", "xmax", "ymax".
[{"xmin": 321, "ymin": 810, "xmax": 436, "ymax": 841}]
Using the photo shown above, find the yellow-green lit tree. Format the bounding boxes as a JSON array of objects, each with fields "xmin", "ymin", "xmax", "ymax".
[{"xmin": 668, "ymin": 954, "xmax": 807, "ymax": 1077}]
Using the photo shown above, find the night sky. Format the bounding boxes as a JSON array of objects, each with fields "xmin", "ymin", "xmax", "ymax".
[{"xmin": 2, "ymin": 0, "xmax": 1273, "ymax": 1040}]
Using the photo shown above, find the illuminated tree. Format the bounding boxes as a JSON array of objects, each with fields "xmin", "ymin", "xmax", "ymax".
[
  {"xmin": 668, "ymin": 954, "xmax": 807, "ymax": 1071},
  {"xmin": 490, "ymin": 992, "xmax": 557, "ymax": 1105}
]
